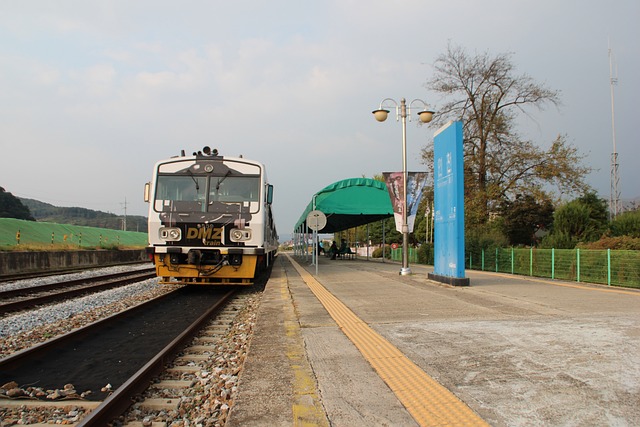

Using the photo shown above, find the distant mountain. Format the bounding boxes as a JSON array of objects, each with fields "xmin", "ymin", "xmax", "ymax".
[
  {"xmin": 0, "ymin": 187, "xmax": 35, "ymax": 221},
  {"xmin": 19, "ymin": 198, "xmax": 148, "ymax": 233}
]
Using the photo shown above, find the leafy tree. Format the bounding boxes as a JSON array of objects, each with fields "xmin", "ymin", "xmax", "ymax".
[
  {"xmin": 575, "ymin": 192, "xmax": 609, "ymax": 239},
  {"xmin": 466, "ymin": 219, "xmax": 509, "ymax": 253},
  {"xmin": 423, "ymin": 43, "xmax": 591, "ymax": 227},
  {"xmin": 543, "ymin": 193, "xmax": 608, "ymax": 248},
  {"xmin": 549, "ymin": 201, "xmax": 590, "ymax": 247},
  {"xmin": 0, "ymin": 187, "xmax": 35, "ymax": 221},
  {"xmin": 609, "ymin": 210, "xmax": 640, "ymax": 238},
  {"xmin": 353, "ymin": 216, "xmax": 401, "ymax": 246},
  {"xmin": 501, "ymin": 193, "xmax": 554, "ymax": 246}
]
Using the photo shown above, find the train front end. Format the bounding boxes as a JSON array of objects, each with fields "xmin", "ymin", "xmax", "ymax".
[{"xmin": 145, "ymin": 148, "xmax": 277, "ymax": 285}]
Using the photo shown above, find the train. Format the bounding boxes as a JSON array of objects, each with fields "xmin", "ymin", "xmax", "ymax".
[{"xmin": 144, "ymin": 147, "xmax": 278, "ymax": 285}]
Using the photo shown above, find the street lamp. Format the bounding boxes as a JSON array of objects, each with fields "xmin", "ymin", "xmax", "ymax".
[{"xmin": 373, "ymin": 98, "xmax": 434, "ymax": 275}]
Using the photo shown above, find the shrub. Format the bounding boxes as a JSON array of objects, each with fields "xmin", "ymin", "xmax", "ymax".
[
  {"xmin": 609, "ymin": 210, "xmax": 640, "ymax": 238},
  {"xmin": 372, "ymin": 245, "xmax": 392, "ymax": 259},
  {"xmin": 577, "ymin": 236, "xmax": 640, "ymax": 250},
  {"xmin": 417, "ymin": 243, "xmax": 434, "ymax": 264},
  {"xmin": 466, "ymin": 227, "xmax": 509, "ymax": 254},
  {"xmin": 540, "ymin": 231, "xmax": 576, "ymax": 249}
]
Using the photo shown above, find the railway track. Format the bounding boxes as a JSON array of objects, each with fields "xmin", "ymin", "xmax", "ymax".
[
  {"xmin": 0, "ymin": 283, "xmax": 261, "ymax": 425},
  {"xmin": 83, "ymin": 289, "xmax": 255, "ymax": 426},
  {"xmin": 0, "ymin": 268, "xmax": 156, "ymax": 315},
  {"xmin": 0, "ymin": 262, "xmax": 152, "ymax": 283}
]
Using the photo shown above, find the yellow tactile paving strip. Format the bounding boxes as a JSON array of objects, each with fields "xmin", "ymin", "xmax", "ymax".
[{"xmin": 286, "ymin": 254, "xmax": 489, "ymax": 427}]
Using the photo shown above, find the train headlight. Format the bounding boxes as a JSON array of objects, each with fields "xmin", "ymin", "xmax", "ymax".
[
  {"xmin": 159, "ymin": 227, "xmax": 181, "ymax": 241},
  {"xmin": 230, "ymin": 228, "xmax": 252, "ymax": 242}
]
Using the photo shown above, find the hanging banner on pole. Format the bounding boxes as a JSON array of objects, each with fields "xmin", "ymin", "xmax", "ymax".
[
  {"xmin": 407, "ymin": 172, "xmax": 428, "ymax": 233},
  {"xmin": 383, "ymin": 171, "xmax": 428, "ymax": 233},
  {"xmin": 383, "ymin": 172, "xmax": 404, "ymax": 233}
]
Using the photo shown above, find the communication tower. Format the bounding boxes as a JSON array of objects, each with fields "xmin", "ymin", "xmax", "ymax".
[
  {"xmin": 608, "ymin": 41, "xmax": 621, "ymax": 219},
  {"xmin": 121, "ymin": 197, "xmax": 128, "ymax": 231}
]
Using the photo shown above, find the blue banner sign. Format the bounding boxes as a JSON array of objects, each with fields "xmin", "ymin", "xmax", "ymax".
[{"xmin": 430, "ymin": 121, "xmax": 469, "ymax": 286}]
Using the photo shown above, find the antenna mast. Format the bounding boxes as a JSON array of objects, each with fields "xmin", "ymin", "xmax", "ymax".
[
  {"xmin": 121, "ymin": 197, "xmax": 128, "ymax": 231},
  {"xmin": 608, "ymin": 41, "xmax": 620, "ymax": 219}
]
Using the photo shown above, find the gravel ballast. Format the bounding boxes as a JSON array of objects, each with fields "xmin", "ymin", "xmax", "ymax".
[{"xmin": 0, "ymin": 265, "xmax": 263, "ymax": 426}]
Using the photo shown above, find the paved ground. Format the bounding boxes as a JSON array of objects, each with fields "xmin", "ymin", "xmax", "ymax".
[{"xmin": 228, "ymin": 253, "xmax": 640, "ymax": 427}]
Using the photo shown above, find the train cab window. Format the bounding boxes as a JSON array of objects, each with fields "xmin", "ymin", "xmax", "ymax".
[
  {"xmin": 208, "ymin": 176, "xmax": 260, "ymax": 212},
  {"xmin": 154, "ymin": 175, "xmax": 207, "ymax": 212}
]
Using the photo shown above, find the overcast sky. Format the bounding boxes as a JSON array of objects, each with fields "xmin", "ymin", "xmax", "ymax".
[{"xmin": 1, "ymin": 1, "xmax": 638, "ymax": 238}]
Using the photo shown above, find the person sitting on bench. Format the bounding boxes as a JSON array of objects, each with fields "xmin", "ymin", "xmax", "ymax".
[
  {"xmin": 329, "ymin": 241, "xmax": 338, "ymax": 260},
  {"xmin": 337, "ymin": 239, "xmax": 355, "ymax": 259}
]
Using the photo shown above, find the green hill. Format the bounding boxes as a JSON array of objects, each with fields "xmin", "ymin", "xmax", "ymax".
[
  {"xmin": 0, "ymin": 188, "xmax": 148, "ymax": 250},
  {"xmin": 19, "ymin": 198, "xmax": 148, "ymax": 233}
]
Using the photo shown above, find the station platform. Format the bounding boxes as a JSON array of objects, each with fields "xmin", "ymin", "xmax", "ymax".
[{"xmin": 227, "ymin": 252, "xmax": 640, "ymax": 427}]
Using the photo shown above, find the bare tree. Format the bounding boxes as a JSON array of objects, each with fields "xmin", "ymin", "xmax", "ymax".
[{"xmin": 423, "ymin": 43, "xmax": 591, "ymax": 225}]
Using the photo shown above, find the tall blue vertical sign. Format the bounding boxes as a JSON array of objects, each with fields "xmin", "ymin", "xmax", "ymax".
[{"xmin": 428, "ymin": 121, "xmax": 470, "ymax": 286}]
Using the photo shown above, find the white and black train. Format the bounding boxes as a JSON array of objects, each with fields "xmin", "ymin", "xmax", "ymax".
[{"xmin": 144, "ymin": 147, "xmax": 278, "ymax": 285}]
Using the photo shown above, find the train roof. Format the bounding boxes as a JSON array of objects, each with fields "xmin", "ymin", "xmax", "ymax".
[{"xmin": 157, "ymin": 146, "xmax": 264, "ymax": 166}]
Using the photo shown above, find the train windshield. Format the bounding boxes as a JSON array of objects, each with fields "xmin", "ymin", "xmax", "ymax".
[
  {"xmin": 154, "ymin": 175, "xmax": 207, "ymax": 210},
  {"xmin": 154, "ymin": 174, "xmax": 260, "ymax": 213},
  {"xmin": 209, "ymin": 175, "xmax": 260, "ymax": 203}
]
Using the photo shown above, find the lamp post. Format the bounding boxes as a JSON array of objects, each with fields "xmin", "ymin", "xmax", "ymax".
[{"xmin": 373, "ymin": 98, "xmax": 434, "ymax": 275}]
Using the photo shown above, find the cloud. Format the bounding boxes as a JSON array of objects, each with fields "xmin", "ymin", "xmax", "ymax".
[{"xmin": 1, "ymin": 0, "xmax": 638, "ymax": 237}]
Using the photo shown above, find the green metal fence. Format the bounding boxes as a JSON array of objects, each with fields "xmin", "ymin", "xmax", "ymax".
[
  {"xmin": 390, "ymin": 247, "xmax": 419, "ymax": 264},
  {"xmin": 388, "ymin": 246, "xmax": 639, "ymax": 288},
  {"xmin": 467, "ymin": 247, "xmax": 640, "ymax": 288}
]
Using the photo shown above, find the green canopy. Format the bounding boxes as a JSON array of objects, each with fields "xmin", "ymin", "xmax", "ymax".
[{"xmin": 294, "ymin": 178, "xmax": 393, "ymax": 233}]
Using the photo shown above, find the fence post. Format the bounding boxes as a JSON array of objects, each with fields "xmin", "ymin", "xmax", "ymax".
[
  {"xmin": 482, "ymin": 249, "xmax": 485, "ymax": 271},
  {"xmin": 551, "ymin": 248, "xmax": 555, "ymax": 279},
  {"xmin": 511, "ymin": 247, "xmax": 514, "ymax": 274},
  {"xmin": 469, "ymin": 252, "xmax": 473, "ymax": 270},
  {"xmin": 607, "ymin": 248, "xmax": 611, "ymax": 286},
  {"xmin": 530, "ymin": 247, "xmax": 533, "ymax": 276},
  {"xmin": 576, "ymin": 248, "xmax": 580, "ymax": 282},
  {"xmin": 495, "ymin": 247, "xmax": 499, "ymax": 272}
]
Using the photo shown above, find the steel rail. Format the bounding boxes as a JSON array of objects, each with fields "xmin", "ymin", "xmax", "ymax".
[
  {"xmin": 0, "ymin": 288, "xmax": 180, "ymax": 370},
  {"xmin": 0, "ymin": 269, "xmax": 156, "ymax": 315},
  {"xmin": 0, "ymin": 262, "xmax": 152, "ymax": 282},
  {"xmin": 0, "ymin": 268, "xmax": 155, "ymax": 298},
  {"xmin": 77, "ymin": 289, "xmax": 237, "ymax": 426}
]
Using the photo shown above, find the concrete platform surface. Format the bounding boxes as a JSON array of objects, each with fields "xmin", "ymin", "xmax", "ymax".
[{"xmin": 228, "ymin": 253, "xmax": 640, "ymax": 427}]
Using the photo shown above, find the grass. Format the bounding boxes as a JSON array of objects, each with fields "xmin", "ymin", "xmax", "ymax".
[{"xmin": 0, "ymin": 218, "xmax": 148, "ymax": 251}]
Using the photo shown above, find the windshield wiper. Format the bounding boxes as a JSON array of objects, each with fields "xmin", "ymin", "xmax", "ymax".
[
  {"xmin": 216, "ymin": 170, "xmax": 231, "ymax": 191},
  {"xmin": 187, "ymin": 170, "xmax": 200, "ymax": 190}
]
